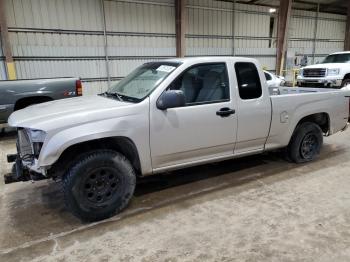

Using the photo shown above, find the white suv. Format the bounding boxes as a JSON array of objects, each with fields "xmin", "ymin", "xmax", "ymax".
[{"xmin": 297, "ymin": 51, "xmax": 350, "ymax": 88}]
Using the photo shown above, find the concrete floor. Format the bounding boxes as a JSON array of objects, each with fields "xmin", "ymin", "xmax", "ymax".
[{"xmin": 0, "ymin": 130, "xmax": 350, "ymax": 262}]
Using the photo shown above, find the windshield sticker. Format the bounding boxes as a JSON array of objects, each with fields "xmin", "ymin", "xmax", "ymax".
[{"xmin": 157, "ymin": 65, "xmax": 176, "ymax": 73}]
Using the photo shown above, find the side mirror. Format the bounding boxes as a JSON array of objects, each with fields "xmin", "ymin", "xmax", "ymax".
[{"xmin": 157, "ymin": 90, "xmax": 186, "ymax": 110}]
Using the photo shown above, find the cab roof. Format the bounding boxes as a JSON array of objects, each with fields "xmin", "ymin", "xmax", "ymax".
[
  {"xmin": 163, "ymin": 56, "xmax": 258, "ymax": 64},
  {"xmin": 329, "ymin": 51, "xmax": 350, "ymax": 55}
]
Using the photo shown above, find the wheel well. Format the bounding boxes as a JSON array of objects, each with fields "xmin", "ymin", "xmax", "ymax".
[
  {"xmin": 49, "ymin": 137, "xmax": 142, "ymax": 178},
  {"xmin": 343, "ymin": 73, "xmax": 350, "ymax": 81},
  {"xmin": 296, "ymin": 113, "xmax": 329, "ymax": 134},
  {"xmin": 14, "ymin": 96, "xmax": 53, "ymax": 111}
]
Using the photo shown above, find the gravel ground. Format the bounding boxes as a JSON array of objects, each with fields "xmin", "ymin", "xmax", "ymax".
[{"xmin": 0, "ymin": 129, "xmax": 350, "ymax": 261}]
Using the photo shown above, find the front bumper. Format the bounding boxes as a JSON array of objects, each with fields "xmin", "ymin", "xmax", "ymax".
[
  {"xmin": 5, "ymin": 155, "xmax": 28, "ymax": 184},
  {"xmin": 297, "ymin": 77, "xmax": 343, "ymax": 88},
  {"xmin": 5, "ymin": 154, "xmax": 46, "ymax": 184},
  {"xmin": 4, "ymin": 129, "xmax": 46, "ymax": 184}
]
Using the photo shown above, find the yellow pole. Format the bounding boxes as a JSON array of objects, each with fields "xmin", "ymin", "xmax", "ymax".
[
  {"xmin": 5, "ymin": 62, "xmax": 17, "ymax": 80},
  {"xmin": 0, "ymin": 0, "xmax": 17, "ymax": 80}
]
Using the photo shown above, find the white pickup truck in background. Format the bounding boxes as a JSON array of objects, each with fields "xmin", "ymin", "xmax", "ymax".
[
  {"xmin": 297, "ymin": 51, "xmax": 350, "ymax": 88},
  {"xmin": 6, "ymin": 57, "xmax": 350, "ymax": 222}
]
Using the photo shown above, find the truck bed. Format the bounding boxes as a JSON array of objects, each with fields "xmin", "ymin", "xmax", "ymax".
[
  {"xmin": 277, "ymin": 87, "xmax": 341, "ymax": 95},
  {"xmin": 265, "ymin": 86, "xmax": 350, "ymax": 151},
  {"xmin": 269, "ymin": 86, "xmax": 343, "ymax": 96}
]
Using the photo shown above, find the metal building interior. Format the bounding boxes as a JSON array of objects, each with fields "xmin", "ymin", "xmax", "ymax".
[{"xmin": 1, "ymin": 0, "xmax": 349, "ymax": 94}]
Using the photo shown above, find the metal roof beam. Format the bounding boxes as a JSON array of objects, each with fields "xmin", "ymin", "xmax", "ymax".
[
  {"xmin": 345, "ymin": 0, "xmax": 350, "ymax": 50},
  {"xmin": 0, "ymin": 0, "xmax": 16, "ymax": 79},
  {"xmin": 175, "ymin": 0, "xmax": 187, "ymax": 57},
  {"xmin": 276, "ymin": 0, "xmax": 293, "ymax": 75}
]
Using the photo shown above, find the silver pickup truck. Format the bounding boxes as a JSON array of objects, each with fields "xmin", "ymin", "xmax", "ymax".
[
  {"xmin": 0, "ymin": 77, "xmax": 82, "ymax": 125},
  {"xmin": 6, "ymin": 57, "xmax": 350, "ymax": 221}
]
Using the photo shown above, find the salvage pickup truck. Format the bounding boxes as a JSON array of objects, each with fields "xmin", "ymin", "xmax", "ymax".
[
  {"xmin": 0, "ymin": 77, "xmax": 82, "ymax": 125},
  {"xmin": 297, "ymin": 51, "xmax": 350, "ymax": 88},
  {"xmin": 6, "ymin": 57, "xmax": 350, "ymax": 221}
]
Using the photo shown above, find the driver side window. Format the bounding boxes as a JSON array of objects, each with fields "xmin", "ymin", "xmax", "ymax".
[{"xmin": 169, "ymin": 63, "xmax": 229, "ymax": 105}]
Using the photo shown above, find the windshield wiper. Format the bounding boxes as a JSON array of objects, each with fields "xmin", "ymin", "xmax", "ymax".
[
  {"xmin": 101, "ymin": 91, "xmax": 123, "ymax": 101},
  {"xmin": 100, "ymin": 91, "xmax": 140, "ymax": 103}
]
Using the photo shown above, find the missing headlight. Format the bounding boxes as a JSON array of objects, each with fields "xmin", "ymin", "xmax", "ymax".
[
  {"xmin": 27, "ymin": 129, "xmax": 46, "ymax": 143},
  {"xmin": 33, "ymin": 142, "xmax": 43, "ymax": 158}
]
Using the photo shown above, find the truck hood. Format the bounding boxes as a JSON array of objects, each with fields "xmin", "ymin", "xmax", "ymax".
[
  {"xmin": 303, "ymin": 63, "xmax": 350, "ymax": 69},
  {"xmin": 8, "ymin": 95, "xmax": 133, "ymax": 131}
]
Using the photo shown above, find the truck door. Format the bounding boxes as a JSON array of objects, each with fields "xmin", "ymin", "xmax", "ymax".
[
  {"xmin": 233, "ymin": 62, "xmax": 272, "ymax": 154},
  {"xmin": 150, "ymin": 62, "xmax": 238, "ymax": 171}
]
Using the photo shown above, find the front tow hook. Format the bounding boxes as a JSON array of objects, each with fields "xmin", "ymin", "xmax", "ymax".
[{"xmin": 7, "ymin": 154, "xmax": 17, "ymax": 163}]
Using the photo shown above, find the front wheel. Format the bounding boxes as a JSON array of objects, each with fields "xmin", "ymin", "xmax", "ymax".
[
  {"xmin": 287, "ymin": 122, "xmax": 323, "ymax": 163},
  {"xmin": 63, "ymin": 150, "xmax": 136, "ymax": 222}
]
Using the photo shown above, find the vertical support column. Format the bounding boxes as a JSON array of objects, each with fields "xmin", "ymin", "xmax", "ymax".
[
  {"xmin": 312, "ymin": 3, "xmax": 319, "ymax": 64},
  {"xmin": 232, "ymin": 0, "xmax": 236, "ymax": 56},
  {"xmin": 175, "ymin": 0, "xmax": 186, "ymax": 57},
  {"xmin": 0, "ymin": 0, "xmax": 16, "ymax": 80},
  {"xmin": 345, "ymin": 0, "xmax": 350, "ymax": 51},
  {"xmin": 276, "ymin": 0, "xmax": 292, "ymax": 76},
  {"xmin": 100, "ymin": 0, "xmax": 110, "ymax": 87}
]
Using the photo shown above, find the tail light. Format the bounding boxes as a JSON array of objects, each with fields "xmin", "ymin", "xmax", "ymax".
[{"xmin": 76, "ymin": 80, "xmax": 83, "ymax": 96}]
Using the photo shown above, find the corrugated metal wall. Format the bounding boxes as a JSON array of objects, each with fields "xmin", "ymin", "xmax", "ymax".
[
  {"xmin": 288, "ymin": 8, "xmax": 346, "ymax": 65},
  {"xmin": 5, "ymin": 0, "xmax": 107, "ymax": 94},
  {"xmin": 4, "ymin": 0, "xmax": 176, "ymax": 95},
  {"xmin": 1, "ymin": 0, "xmax": 348, "ymax": 92},
  {"xmin": 186, "ymin": 0, "xmax": 277, "ymax": 70},
  {"xmin": 103, "ymin": 0, "xmax": 176, "ymax": 95},
  {"xmin": 315, "ymin": 12, "xmax": 346, "ymax": 61}
]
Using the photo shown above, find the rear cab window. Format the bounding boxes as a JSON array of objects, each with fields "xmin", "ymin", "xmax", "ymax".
[{"xmin": 235, "ymin": 62, "xmax": 262, "ymax": 100}]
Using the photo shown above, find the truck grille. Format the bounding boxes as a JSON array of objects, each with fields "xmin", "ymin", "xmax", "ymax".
[
  {"xmin": 17, "ymin": 129, "xmax": 33, "ymax": 161},
  {"xmin": 303, "ymin": 68, "xmax": 326, "ymax": 78}
]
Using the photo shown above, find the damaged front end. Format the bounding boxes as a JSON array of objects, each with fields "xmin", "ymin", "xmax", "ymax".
[{"xmin": 5, "ymin": 128, "xmax": 47, "ymax": 184}]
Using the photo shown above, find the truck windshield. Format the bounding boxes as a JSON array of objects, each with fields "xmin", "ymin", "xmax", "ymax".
[
  {"xmin": 322, "ymin": 54, "xmax": 350, "ymax": 64},
  {"xmin": 108, "ymin": 62, "xmax": 180, "ymax": 102}
]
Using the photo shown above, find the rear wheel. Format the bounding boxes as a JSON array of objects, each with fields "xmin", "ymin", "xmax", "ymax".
[
  {"xmin": 287, "ymin": 122, "xmax": 323, "ymax": 163},
  {"xmin": 63, "ymin": 150, "xmax": 136, "ymax": 222},
  {"xmin": 341, "ymin": 78, "xmax": 350, "ymax": 88}
]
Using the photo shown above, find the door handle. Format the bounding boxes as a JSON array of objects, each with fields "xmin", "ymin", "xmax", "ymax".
[{"xmin": 216, "ymin": 107, "xmax": 235, "ymax": 117}]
